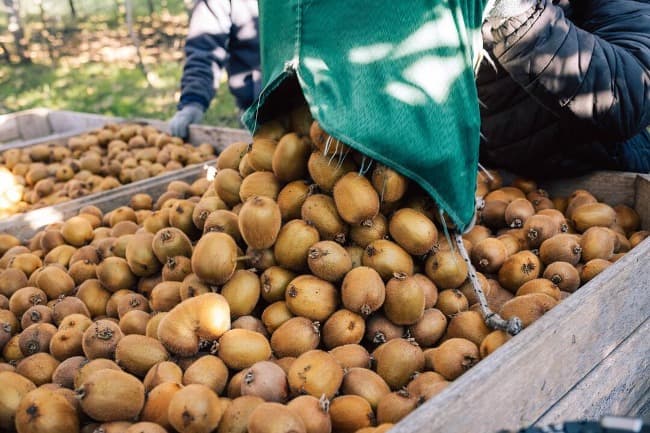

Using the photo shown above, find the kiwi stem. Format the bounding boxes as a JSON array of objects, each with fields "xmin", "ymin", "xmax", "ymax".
[{"xmin": 453, "ymin": 232, "xmax": 522, "ymax": 336}]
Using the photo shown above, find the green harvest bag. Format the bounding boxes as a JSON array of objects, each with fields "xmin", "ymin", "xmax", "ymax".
[{"xmin": 242, "ymin": 0, "xmax": 489, "ymax": 232}]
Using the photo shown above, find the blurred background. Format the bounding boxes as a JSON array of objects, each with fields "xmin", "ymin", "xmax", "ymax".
[{"xmin": 0, "ymin": 0, "xmax": 240, "ymax": 127}]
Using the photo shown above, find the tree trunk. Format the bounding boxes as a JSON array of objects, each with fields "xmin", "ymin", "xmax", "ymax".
[
  {"xmin": 68, "ymin": 0, "xmax": 77, "ymax": 18},
  {"xmin": 36, "ymin": 0, "xmax": 55, "ymax": 63},
  {"xmin": 3, "ymin": 0, "xmax": 28, "ymax": 62},
  {"xmin": 126, "ymin": 0, "xmax": 154, "ymax": 87},
  {"xmin": 0, "ymin": 40, "xmax": 11, "ymax": 62},
  {"xmin": 146, "ymin": 0, "xmax": 155, "ymax": 15}
]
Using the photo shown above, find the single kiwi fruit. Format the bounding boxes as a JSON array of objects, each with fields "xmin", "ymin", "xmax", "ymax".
[
  {"xmin": 629, "ymin": 230, "xmax": 649, "ymax": 248},
  {"xmin": 51, "ymin": 355, "xmax": 86, "ymax": 389},
  {"xmin": 75, "ymin": 368, "xmax": 145, "ymax": 422},
  {"xmin": 340, "ymin": 367, "xmax": 390, "ymax": 411},
  {"xmin": 580, "ymin": 258, "xmax": 612, "ymax": 283},
  {"xmin": 425, "ymin": 337, "xmax": 479, "ymax": 380},
  {"xmin": 571, "ymin": 202, "xmax": 616, "ymax": 232},
  {"xmin": 73, "ymin": 358, "xmax": 121, "ymax": 390},
  {"xmin": 125, "ymin": 422, "xmax": 168, "ymax": 433},
  {"xmin": 260, "ymin": 266, "xmax": 297, "ymax": 303},
  {"xmin": 232, "ymin": 315, "xmax": 269, "ymax": 337},
  {"xmin": 248, "ymin": 402, "xmax": 306, "ymax": 433},
  {"xmin": 9, "ymin": 286, "xmax": 47, "ymax": 318},
  {"xmin": 217, "ymin": 329, "xmax": 272, "ymax": 370},
  {"xmin": 328, "ymin": 344, "xmax": 370, "ymax": 370},
  {"xmin": 516, "ymin": 278, "xmax": 562, "ymax": 301},
  {"xmin": 479, "ymin": 330, "xmax": 511, "ymax": 358},
  {"xmin": 613, "ymin": 204, "xmax": 641, "ymax": 234},
  {"xmin": 333, "ymin": 173, "xmax": 380, "ymax": 225},
  {"xmin": 82, "ymin": 319, "xmax": 124, "ymax": 359},
  {"xmin": 34, "ymin": 265, "xmax": 75, "ymax": 300},
  {"xmin": 523, "ymin": 214, "xmax": 558, "ymax": 248},
  {"xmin": 542, "ymin": 261, "xmax": 580, "ymax": 293},
  {"xmin": 162, "ymin": 255, "xmax": 193, "ymax": 282},
  {"xmin": 272, "ymin": 133, "xmax": 311, "ymax": 182},
  {"xmin": 349, "ymin": 214, "xmax": 387, "ymax": 249},
  {"xmin": 57, "ymin": 313, "xmax": 92, "ymax": 333},
  {"xmin": 191, "ymin": 232, "xmax": 238, "ymax": 285},
  {"xmin": 115, "ymin": 334, "xmax": 169, "ymax": 377},
  {"xmin": 277, "ymin": 180, "xmax": 310, "ymax": 222},
  {"xmin": 240, "ymin": 360, "xmax": 289, "ymax": 403},
  {"xmin": 408, "ymin": 308, "xmax": 447, "ymax": 348},
  {"xmin": 42, "ymin": 244, "xmax": 77, "ymax": 268},
  {"xmin": 246, "ymin": 247, "xmax": 277, "ymax": 272},
  {"xmin": 217, "ymin": 141, "xmax": 249, "ymax": 171},
  {"xmin": 152, "ymin": 227, "xmax": 193, "ymax": 264},
  {"xmin": 239, "ymin": 171, "xmax": 281, "ymax": 202},
  {"xmin": 389, "ymin": 208, "xmax": 438, "ymax": 256},
  {"xmin": 373, "ymin": 338, "xmax": 424, "ymax": 390},
  {"xmin": 182, "ymin": 354, "xmax": 229, "ymax": 395},
  {"xmin": 287, "ymin": 350, "xmax": 344, "ymax": 399},
  {"xmin": 203, "ymin": 209, "xmax": 242, "ymax": 243},
  {"xmin": 217, "ymin": 395, "xmax": 265, "ymax": 433},
  {"xmin": 406, "ymin": 371, "xmax": 448, "ymax": 401},
  {"xmin": 248, "ymin": 137, "xmax": 278, "ymax": 172},
  {"xmin": 271, "ymin": 317, "xmax": 320, "ymax": 358},
  {"xmin": 371, "ymin": 164, "xmax": 408, "ymax": 203},
  {"xmin": 539, "ymin": 233, "xmax": 582, "ymax": 265},
  {"xmin": 329, "ymin": 394, "xmax": 374, "ymax": 433},
  {"xmin": 10, "ymin": 253, "xmax": 43, "ymax": 278},
  {"xmin": 341, "ymin": 266, "xmax": 386, "ymax": 317},
  {"xmin": 111, "ymin": 220, "xmax": 139, "ymax": 238},
  {"xmin": 179, "ymin": 273, "xmax": 212, "ymax": 301},
  {"xmin": 446, "ymin": 310, "xmax": 492, "ymax": 346},
  {"xmin": 363, "ymin": 239, "xmax": 414, "ymax": 281},
  {"xmin": 307, "ymin": 151, "xmax": 357, "ymax": 193},
  {"xmin": 15, "ymin": 352, "xmax": 60, "ymax": 386},
  {"xmin": 15, "ymin": 387, "xmax": 79, "ymax": 433},
  {"xmin": 498, "ymin": 250, "xmax": 542, "ymax": 293},
  {"xmin": 18, "ymin": 322, "xmax": 57, "ymax": 356},
  {"xmin": 143, "ymin": 361, "xmax": 183, "ymax": 392},
  {"xmin": 221, "ymin": 269, "xmax": 261, "ymax": 319},
  {"xmin": 96, "ymin": 257, "xmax": 137, "ymax": 293},
  {"xmin": 580, "ymin": 227, "xmax": 617, "ymax": 262},
  {"xmin": 20, "ymin": 304, "xmax": 53, "ymax": 329},
  {"xmin": 119, "ymin": 309, "xmax": 151, "ymax": 335},
  {"xmin": 157, "ymin": 293, "xmax": 230, "ymax": 357},
  {"xmin": 285, "ymin": 275, "xmax": 338, "ymax": 322},
  {"xmin": 213, "ymin": 168, "xmax": 243, "ymax": 208},
  {"xmin": 301, "ymin": 194, "xmax": 348, "ymax": 243},
  {"xmin": 364, "ymin": 313, "xmax": 404, "ymax": 345},
  {"xmin": 149, "ymin": 281, "xmax": 181, "ymax": 312},
  {"xmin": 261, "ymin": 301, "xmax": 293, "ymax": 334},
  {"xmin": 479, "ymin": 199, "xmax": 508, "ymax": 230},
  {"xmin": 0, "ymin": 268, "xmax": 28, "ymax": 298},
  {"xmin": 471, "ymin": 237, "xmax": 508, "ymax": 274},
  {"xmin": 286, "ymin": 395, "xmax": 331, "ymax": 433},
  {"xmin": 500, "ymin": 293, "xmax": 558, "ymax": 327},
  {"xmin": 383, "ymin": 273, "xmax": 425, "ymax": 325},
  {"xmin": 125, "ymin": 232, "xmax": 162, "ymax": 277},
  {"xmin": 425, "ymin": 249, "xmax": 468, "ymax": 290},
  {"xmin": 375, "ymin": 390, "xmax": 419, "ymax": 425},
  {"xmin": 321, "ymin": 309, "xmax": 365, "ymax": 349},
  {"xmin": 52, "ymin": 296, "xmax": 91, "ymax": 325},
  {"xmin": 76, "ymin": 279, "xmax": 111, "ymax": 318},
  {"xmin": 192, "ymin": 196, "xmax": 228, "ymax": 230},
  {"xmin": 238, "ymin": 196, "xmax": 282, "ymax": 249},
  {"xmin": 274, "ymin": 220, "xmax": 320, "ymax": 272},
  {"xmin": 307, "ymin": 241, "xmax": 352, "ymax": 282}
]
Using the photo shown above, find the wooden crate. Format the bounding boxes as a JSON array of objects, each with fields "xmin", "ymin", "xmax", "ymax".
[{"xmin": 393, "ymin": 172, "xmax": 650, "ymax": 433}]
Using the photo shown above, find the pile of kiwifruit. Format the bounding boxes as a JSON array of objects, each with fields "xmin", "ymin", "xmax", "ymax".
[
  {"xmin": 0, "ymin": 123, "xmax": 215, "ymax": 218},
  {"xmin": 0, "ymin": 105, "xmax": 647, "ymax": 433}
]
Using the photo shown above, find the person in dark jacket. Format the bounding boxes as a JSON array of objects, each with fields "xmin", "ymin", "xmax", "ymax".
[
  {"xmin": 169, "ymin": 0, "xmax": 261, "ymax": 138},
  {"xmin": 479, "ymin": 0, "xmax": 650, "ymax": 177}
]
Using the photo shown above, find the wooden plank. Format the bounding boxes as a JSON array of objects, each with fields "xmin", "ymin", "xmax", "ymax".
[
  {"xmin": 0, "ymin": 115, "xmax": 20, "ymax": 143},
  {"xmin": 0, "ymin": 163, "xmax": 209, "ymax": 242},
  {"xmin": 16, "ymin": 111, "xmax": 53, "ymax": 141},
  {"xmin": 47, "ymin": 110, "xmax": 117, "ymax": 133},
  {"xmin": 541, "ymin": 171, "xmax": 639, "ymax": 207},
  {"xmin": 634, "ymin": 175, "xmax": 650, "ymax": 232},
  {"xmin": 534, "ymin": 318, "xmax": 650, "ymax": 425},
  {"xmin": 391, "ymin": 238, "xmax": 650, "ymax": 433},
  {"xmin": 189, "ymin": 124, "xmax": 252, "ymax": 151},
  {"xmin": 628, "ymin": 393, "xmax": 650, "ymax": 422}
]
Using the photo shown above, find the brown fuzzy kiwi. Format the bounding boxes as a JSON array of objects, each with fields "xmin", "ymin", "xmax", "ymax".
[
  {"xmin": 341, "ymin": 266, "xmax": 386, "ymax": 317},
  {"xmin": 60, "ymin": 216, "xmax": 94, "ymax": 247},
  {"xmin": 73, "ymin": 358, "xmax": 121, "ymax": 390},
  {"xmin": 340, "ymin": 367, "xmax": 390, "ymax": 411},
  {"xmin": 434, "ymin": 289, "xmax": 469, "ymax": 318},
  {"xmin": 119, "ymin": 309, "xmax": 151, "ymax": 335},
  {"xmin": 333, "ymin": 173, "xmax": 380, "ymax": 225},
  {"xmin": 498, "ymin": 250, "xmax": 542, "ymax": 293},
  {"xmin": 81, "ymin": 319, "xmax": 124, "ymax": 359},
  {"xmin": 479, "ymin": 330, "xmax": 511, "ymax": 358},
  {"xmin": 192, "ymin": 196, "xmax": 228, "ymax": 231},
  {"xmin": 362, "ymin": 239, "xmax": 414, "ymax": 281},
  {"xmin": 203, "ymin": 209, "xmax": 242, "ymax": 243},
  {"xmin": 39, "ymin": 229, "xmax": 66, "ymax": 253},
  {"xmin": 373, "ymin": 338, "xmax": 424, "ymax": 390},
  {"xmin": 446, "ymin": 310, "xmax": 491, "ymax": 346},
  {"xmin": 273, "ymin": 220, "xmax": 320, "ymax": 272},
  {"xmin": 20, "ymin": 305, "xmax": 53, "ymax": 329},
  {"xmin": 248, "ymin": 402, "xmax": 306, "ymax": 433},
  {"xmin": 161, "ymin": 255, "xmax": 193, "ymax": 282},
  {"xmin": 364, "ymin": 313, "xmax": 404, "ymax": 345},
  {"xmin": 272, "ymin": 133, "xmax": 312, "ymax": 182},
  {"xmin": 613, "ymin": 204, "xmax": 641, "ymax": 234},
  {"xmin": 276, "ymin": 180, "xmax": 310, "ymax": 222},
  {"xmin": 217, "ymin": 329, "xmax": 272, "ymax": 370},
  {"xmin": 500, "ymin": 293, "xmax": 558, "ymax": 327},
  {"xmin": 110, "ymin": 234, "xmax": 133, "ymax": 259},
  {"xmin": 182, "ymin": 354, "xmax": 229, "ymax": 395},
  {"xmin": 149, "ymin": 281, "xmax": 182, "ymax": 312},
  {"xmin": 125, "ymin": 422, "xmax": 168, "ymax": 433},
  {"xmin": 227, "ymin": 370, "xmax": 246, "ymax": 399},
  {"xmin": 0, "ymin": 245, "xmax": 31, "ymax": 269},
  {"xmin": 287, "ymin": 350, "xmax": 344, "ymax": 399},
  {"xmin": 96, "ymin": 257, "xmax": 137, "ymax": 293},
  {"xmin": 580, "ymin": 258, "xmax": 612, "ymax": 283},
  {"xmin": 371, "ymin": 164, "xmax": 408, "ymax": 203},
  {"xmin": 2, "ymin": 334, "xmax": 24, "ymax": 364},
  {"xmin": 285, "ymin": 275, "xmax": 338, "ymax": 322},
  {"xmin": 10, "ymin": 253, "xmax": 43, "ymax": 278},
  {"xmin": 218, "ymin": 141, "xmax": 250, "ymax": 171},
  {"xmin": 425, "ymin": 249, "xmax": 468, "ymax": 290},
  {"xmin": 629, "ymin": 230, "xmax": 649, "ymax": 248},
  {"xmin": 248, "ymin": 137, "xmax": 278, "ymax": 172},
  {"xmin": 285, "ymin": 395, "xmax": 331, "ymax": 433},
  {"xmin": 307, "ymin": 241, "xmax": 352, "ymax": 283},
  {"xmin": 271, "ymin": 317, "xmax": 320, "ymax": 358},
  {"xmin": 329, "ymin": 344, "xmax": 371, "ymax": 370},
  {"xmin": 9, "ymin": 286, "xmax": 47, "ymax": 318},
  {"xmin": 408, "ymin": 308, "xmax": 447, "ymax": 348},
  {"xmin": 129, "ymin": 193, "xmax": 153, "ymax": 211},
  {"xmin": 537, "ymin": 209, "xmax": 569, "ymax": 233},
  {"xmin": 471, "ymin": 237, "xmax": 508, "ymax": 274},
  {"xmin": 383, "ymin": 273, "xmax": 425, "ymax": 325},
  {"xmin": 19, "ymin": 323, "xmax": 57, "ymax": 356},
  {"xmin": 425, "ymin": 337, "xmax": 479, "ymax": 380},
  {"xmin": 580, "ymin": 227, "xmax": 617, "ymax": 262},
  {"xmin": 232, "ymin": 315, "xmax": 269, "ymax": 337},
  {"xmin": 157, "ymin": 293, "xmax": 231, "ymax": 357},
  {"xmin": 168, "ymin": 384, "xmax": 223, "ymax": 433},
  {"xmin": 479, "ymin": 199, "xmax": 508, "ymax": 230},
  {"xmin": 406, "ymin": 372, "xmax": 448, "ymax": 401},
  {"xmin": 389, "ymin": 208, "xmax": 438, "ymax": 256},
  {"xmin": 34, "ymin": 265, "xmax": 75, "ymax": 299},
  {"xmin": 143, "ymin": 210, "xmax": 171, "ymax": 234},
  {"xmin": 375, "ymin": 390, "xmax": 418, "ymax": 425},
  {"xmin": 68, "ymin": 260, "xmax": 98, "ymax": 286},
  {"xmin": 240, "ymin": 360, "xmax": 289, "ymax": 403},
  {"xmin": 307, "ymin": 151, "xmax": 357, "ymax": 193},
  {"xmin": 0, "ymin": 268, "xmax": 28, "ymax": 298},
  {"xmin": 57, "ymin": 313, "xmax": 92, "ymax": 333},
  {"xmin": 516, "ymin": 278, "xmax": 562, "ymax": 301},
  {"xmin": 52, "ymin": 356, "xmax": 86, "ymax": 389},
  {"xmin": 485, "ymin": 187, "xmax": 525, "ymax": 203},
  {"xmin": 458, "ymin": 272, "xmax": 490, "ymax": 307},
  {"xmin": 543, "ymin": 261, "xmax": 580, "ymax": 293},
  {"xmin": 328, "ymin": 395, "xmax": 374, "ymax": 433},
  {"xmin": 260, "ymin": 266, "xmax": 297, "ymax": 303},
  {"xmin": 217, "ymin": 395, "xmax": 265, "ymax": 433},
  {"xmin": 75, "ymin": 368, "xmax": 145, "ymax": 422},
  {"xmin": 168, "ymin": 199, "xmax": 201, "ymax": 239},
  {"xmin": 111, "ymin": 220, "xmax": 139, "ymax": 238},
  {"xmin": 15, "ymin": 353, "xmax": 60, "ymax": 386},
  {"xmin": 115, "ymin": 334, "xmax": 169, "ymax": 377},
  {"xmin": 416, "ymin": 272, "xmax": 439, "ymax": 308},
  {"xmin": 539, "ymin": 233, "xmax": 582, "ymax": 265},
  {"xmin": 0, "ymin": 294, "xmax": 7, "ymax": 310},
  {"xmin": 349, "ymin": 214, "xmax": 387, "ymax": 249},
  {"xmin": 105, "ymin": 289, "xmax": 136, "ymax": 319},
  {"xmin": 179, "ymin": 274, "xmax": 212, "ymax": 301},
  {"xmin": 76, "ymin": 279, "xmax": 111, "ymax": 318},
  {"xmin": 214, "ymin": 168, "xmax": 244, "ymax": 208},
  {"xmin": 238, "ymin": 196, "xmax": 282, "ymax": 249},
  {"xmin": 43, "ymin": 245, "xmax": 77, "ymax": 267},
  {"xmin": 143, "ymin": 361, "xmax": 183, "ymax": 392},
  {"xmin": 261, "ymin": 301, "xmax": 293, "ymax": 334},
  {"xmin": 0, "ymin": 233, "xmax": 21, "ymax": 256},
  {"xmin": 523, "ymin": 214, "xmax": 558, "ymax": 248},
  {"xmin": 246, "ymin": 247, "xmax": 277, "ymax": 271},
  {"xmin": 125, "ymin": 232, "xmax": 162, "ymax": 277},
  {"xmin": 322, "ymin": 309, "xmax": 365, "ymax": 349},
  {"xmin": 152, "ymin": 227, "xmax": 193, "ymax": 264},
  {"xmin": 52, "ymin": 296, "xmax": 91, "ymax": 325},
  {"xmin": 145, "ymin": 312, "xmax": 168, "ymax": 340},
  {"xmin": 15, "ymin": 387, "xmax": 79, "ymax": 433},
  {"xmin": 301, "ymin": 194, "xmax": 348, "ymax": 243},
  {"xmin": 239, "ymin": 171, "xmax": 281, "ymax": 202},
  {"xmin": 462, "ymin": 225, "xmax": 492, "ymax": 248},
  {"xmin": 191, "ymin": 232, "xmax": 238, "ymax": 285},
  {"xmin": 221, "ymin": 270, "xmax": 261, "ymax": 319},
  {"xmin": 571, "ymin": 202, "xmax": 616, "ymax": 232}
]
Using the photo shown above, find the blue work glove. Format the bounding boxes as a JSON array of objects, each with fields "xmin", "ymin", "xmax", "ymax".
[
  {"xmin": 485, "ymin": 0, "xmax": 537, "ymax": 28},
  {"xmin": 169, "ymin": 103, "xmax": 205, "ymax": 138}
]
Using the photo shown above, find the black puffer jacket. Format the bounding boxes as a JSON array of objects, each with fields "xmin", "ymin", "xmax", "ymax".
[{"xmin": 477, "ymin": 0, "xmax": 650, "ymax": 178}]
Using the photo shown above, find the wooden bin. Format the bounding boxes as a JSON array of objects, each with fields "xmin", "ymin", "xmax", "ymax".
[{"xmin": 393, "ymin": 171, "xmax": 650, "ymax": 433}]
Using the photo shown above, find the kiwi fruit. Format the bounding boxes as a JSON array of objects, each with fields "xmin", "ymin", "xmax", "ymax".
[
  {"xmin": 248, "ymin": 137, "xmax": 278, "ymax": 172},
  {"xmin": 82, "ymin": 319, "xmax": 124, "ymax": 359},
  {"xmin": 183, "ymin": 354, "xmax": 229, "ymax": 395},
  {"xmin": 191, "ymin": 232, "xmax": 238, "ymax": 285},
  {"xmin": 125, "ymin": 232, "xmax": 162, "ymax": 277},
  {"xmin": 371, "ymin": 164, "xmax": 408, "ymax": 203},
  {"xmin": 580, "ymin": 227, "xmax": 617, "ymax": 261},
  {"xmin": 479, "ymin": 199, "xmax": 508, "ymax": 229},
  {"xmin": 340, "ymin": 367, "xmax": 390, "ymax": 410},
  {"xmin": 162, "ymin": 255, "xmax": 193, "ymax": 282},
  {"xmin": 408, "ymin": 308, "xmax": 447, "ymax": 348},
  {"xmin": 96, "ymin": 257, "xmax": 137, "ymax": 293},
  {"xmin": 301, "ymin": 194, "xmax": 348, "ymax": 243},
  {"xmin": 260, "ymin": 266, "xmax": 297, "ymax": 303},
  {"xmin": 261, "ymin": 301, "xmax": 293, "ymax": 334},
  {"xmin": 240, "ymin": 360, "xmax": 289, "ymax": 403},
  {"xmin": 239, "ymin": 171, "xmax": 281, "ymax": 202},
  {"xmin": 192, "ymin": 196, "xmax": 228, "ymax": 230},
  {"xmin": 248, "ymin": 402, "xmax": 306, "ymax": 433},
  {"xmin": 52, "ymin": 296, "xmax": 91, "ymax": 325},
  {"xmin": 271, "ymin": 316, "xmax": 320, "ymax": 358},
  {"xmin": 75, "ymin": 368, "xmax": 145, "ymax": 422},
  {"xmin": 629, "ymin": 230, "xmax": 649, "ymax": 248},
  {"xmin": 203, "ymin": 210, "xmax": 242, "ymax": 243},
  {"xmin": 498, "ymin": 250, "xmax": 541, "ymax": 293},
  {"xmin": 333, "ymin": 173, "xmax": 380, "ymax": 225},
  {"xmin": 580, "ymin": 258, "xmax": 612, "ymax": 283},
  {"xmin": 0, "ymin": 268, "xmax": 28, "ymax": 298},
  {"xmin": 383, "ymin": 273, "xmax": 425, "ymax": 325},
  {"xmin": 15, "ymin": 353, "xmax": 60, "ymax": 386},
  {"xmin": 307, "ymin": 151, "xmax": 356, "ymax": 193},
  {"xmin": 479, "ymin": 330, "xmax": 511, "ymax": 358},
  {"xmin": 364, "ymin": 313, "xmax": 404, "ymax": 345},
  {"xmin": 9, "ymin": 286, "xmax": 47, "ymax": 318},
  {"xmin": 221, "ymin": 269, "xmax": 261, "ymax": 318},
  {"xmin": 76, "ymin": 279, "xmax": 111, "ymax": 318},
  {"xmin": 143, "ymin": 361, "xmax": 183, "ymax": 392},
  {"xmin": 542, "ymin": 261, "xmax": 580, "ymax": 292},
  {"xmin": 571, "ymin": 202, "xmax": 616, "ymax": 232},
  {"xmin": 322, "ymin": 309, "xmax": 365, "ymax": 349},
  {"xmin": 19, "ymin": 322, "xmax": 57, "ymax": 356},
  {"xmin": 471, "ymin": 237, "xmax": 508, "ymax": 274},
  {"xmin": 539, "ymin": 233, "xmax": 582, "ymax": 265},
  {"xmin": 287, "ymin": 350, "xmax": 344, "ymax": 399},
  {"xmin": 376, "ymin": 390, "xmax": 419, "ymax": 424},
  {"xmin": 119, "ymin": 309, "xmax": 151, "ymax": 335},
  {"xmin": 115, "ymin": 334, "xmax": 169, "ymax": 377},
  {"xmin": 217, "ymin": 395, "xmax": 265, "ymax": 433},
  {"xmin": 20, "ymin": 305, "xmax": 53, "ymax": 329},
  {"xmin": 425, "ymin": 337, "xmax": 479, "ymax": 380},
  {"xmin": 286, "ymin": 395, "xmax": 331, "ymax": 433},
  {"xmin": 349, "ymin": 213, "xmax": 387, "ymax": 248},
  {"xmin": 285, "ymin": 275, "xmax": 338, "ymax": 322},
  {"xmin": 406, "ymin": 371, "xmax": 448, "ymax": 401},
  {"xmin": 15, "ymin": 387, "xmax": 79, "ymax": 433},
  {"xmin": 373, "ymin": 338, "xmax": 424, "ymax": 390},
  {"xmin": 516, "ymin": 278, "xmax": 562, "ymax": 301},
  {"xmin": 425, "ymin": 249, "xmax": 468, "ymax": 290},
  {"xmin": 363, "ymin": 239, "xmax": 414, "ymax": 281},
  {"xmin": 329, "ymin": 394, "xmax": 374, "ymax": 433},
  {"xmin": 499, "ymin": 293, "xmax": 558, "ymax": 327},
  {"xmin": 238, "ymin": 196, "xmax": 282, "ymax": 249},
  {"xmin": 217, "ymin": 328, "xmax": 272, "ymax": 370},
  {"xmin": 272, "ymin": 133, "xmax": 311, "ymax": 182},
  {"xmin": 51, "ymin": 355, "xmax": 86, "ymax": 389},
  {"xmin": 523, "ymin": 214, "xmax": 558, "ymax": 248},
  {"xmin": 307, "ymin": 240, "xmax": 352, "ymax": 282},
  {"xmin": 329, "ymin": 344, "xmax": 371, "ymax": 370},
  {"xmin": 277, "ymin": 180, "xmax": 311, "ymax": 222}
]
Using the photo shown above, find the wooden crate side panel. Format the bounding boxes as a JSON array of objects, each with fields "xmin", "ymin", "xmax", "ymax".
[
  {"xmin": 47, "ymin": 110, "xmax": 121, "ymax": 133},
  {"xmin": 188, "ymin": 124, "xmax": 252, "ymax": 151},
  {"xmin": 534, "ymin": 318, "xmax": 650, "ymax": 424},
  {"xmin": 634, "ymin": 175, "xmax": 650, "ymax": 231},
  {"xmin": 541, "ymin": 171, "xmax": 639, "ymax": 207},
  {"xmin": 392, "ymin": 240, "xmax": 650, "ymax": 433},
  {"xmin": 0, "ymin": 115, "xmax": 20, "ymax": 143},
  {"xmin": 0, "ymin": 164, "xmax": 207, "ymax": 241}
]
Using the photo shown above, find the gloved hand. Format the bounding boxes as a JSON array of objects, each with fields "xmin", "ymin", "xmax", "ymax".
[
  {"xmin": 485, "ymin": 0, "xmax": 537, "ymax": 28},
  {"xmin": 169, "ymin": 103, "xmax": 205, "ymax": 138}
]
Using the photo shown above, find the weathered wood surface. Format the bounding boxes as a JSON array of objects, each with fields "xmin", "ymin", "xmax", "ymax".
[
  {"xmin": 393, "ymin": 236, "xmax": 650, "ymax": 433},
  {"xmin": 541, "ymin": 171, "xmax": 640, "ymax": 208},
  {"xmin": 0, "ymin": 163, "xmax": 210, "ymax": 241},
  {"xmin": 535, "ymin": 318, "xmax": 650, "ymax": 424},
  {"xmin": 634, "ymin": 175, "xmax": 650, "ymax": 232}
]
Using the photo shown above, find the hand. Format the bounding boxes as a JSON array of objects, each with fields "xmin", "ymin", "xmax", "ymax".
[
  {"xmin": 169, "ymin": 103, "xmax": 205, "ymax": 138},
  {"xmin": 485, "ymin": 0, "xmax": 536, "ymax": 28}
]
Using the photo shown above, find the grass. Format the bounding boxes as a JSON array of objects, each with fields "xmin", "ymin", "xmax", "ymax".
[{"xmin": 0, "ymin": 60, "xmax": 242, "ymax": 129}]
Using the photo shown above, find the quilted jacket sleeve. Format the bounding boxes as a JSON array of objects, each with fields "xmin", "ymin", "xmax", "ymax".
[{"xmin": 489, "ymin": 0, "xmax": 650, "ymax": 142}]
